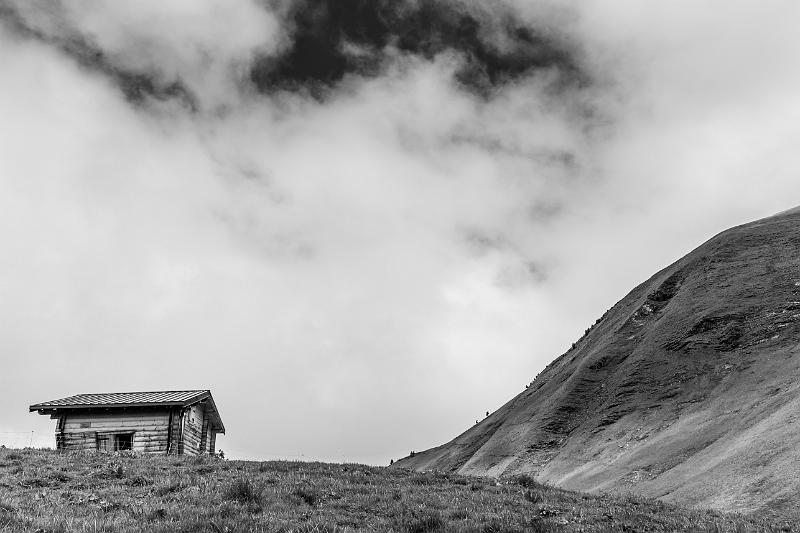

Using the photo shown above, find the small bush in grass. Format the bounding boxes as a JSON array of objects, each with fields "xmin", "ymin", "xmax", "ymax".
[
  {"xmin": 196, "ymin": 464, "xmax": 215, "ymax": 475},
  {"xmin": 49, "ymin": 470, "xmax": 72, "ymax": 483},
  {"xmin": 216, "ymin": 501, "xmax": 238, "ymax": 519},
  {"xmin": 482, "ymin": 519, "xmax": 525, "ymax": 533},
  {"xmin": 224, "ymin": 477, "xmax": 262, "ymax": 505},
  {"xmin": 155, "ymin": 480, "xmax": 184, "ymax": 496},
  {"xmin": 511, "ymin": 474, "xmax": 541, "ymax": 489},
  {"xmin": 126, "ymin": 475, "xmax": 153, "ymax": 487},
  {"xmin": 292, "ymin": 485, "xmax": 321, "ymax": 506},
  {"xmin": 0, "ymin": 500, "xmax": 16, "ymax": 513},
  {"xmin": 146, "ymin": 508, "xmax": 167, "ymax": 521},
  {"xmin": 177, "ymin": 517, "xmax": 225, "ymax": 533},
  {"xmin": 524, "ymin": 490, "xmax": 543, "ymax": 503},
  {"xmin": 448, "ymin": 508, "xmax": 470, "ymax": 520},
  {"xmin": 397, "ymin": 509, "xmax": 445, "ymax": 533}
]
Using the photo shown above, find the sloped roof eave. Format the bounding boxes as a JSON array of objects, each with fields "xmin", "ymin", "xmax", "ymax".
[{"xmin": 30, "ymin": 390, "xmax": 225, "ymax": 433}]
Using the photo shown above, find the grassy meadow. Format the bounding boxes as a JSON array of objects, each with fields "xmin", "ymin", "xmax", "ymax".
[{"xmin": 0, "ymin": 448, "xmax": 794, "ymax": 532}]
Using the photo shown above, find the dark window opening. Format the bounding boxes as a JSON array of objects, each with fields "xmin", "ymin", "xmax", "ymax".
[
  {"xmin": 114, "ymin": 433, "xmax": 133, "ymax": 451},
  {"xmin": 96, "ymin": 432, "xmax": 134, "ymax": 452}
]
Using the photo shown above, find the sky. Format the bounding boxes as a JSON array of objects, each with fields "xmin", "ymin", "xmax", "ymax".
[{"xmin": 1, "ymin": 0, "xmax": 800, "ymax": 464}]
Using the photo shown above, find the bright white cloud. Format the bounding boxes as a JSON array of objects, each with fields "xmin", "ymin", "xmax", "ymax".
[
  {"xmin": 6, "ymin": 0, "xmax": 283, "ymax": 110},
  {"xmin": 3, "ymin": 1, "xmax": 800, "ymax": 463}
]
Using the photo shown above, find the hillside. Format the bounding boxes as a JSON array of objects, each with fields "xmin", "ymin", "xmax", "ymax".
[
  {"xmin": 395, "ymin": 209, "xmax": 800, "ymax": 515},
  {"xmin": 0, "ymin": 448, "xmax": 793, "ymax": 532}
]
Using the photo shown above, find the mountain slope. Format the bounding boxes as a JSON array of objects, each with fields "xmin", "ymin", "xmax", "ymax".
[{"xmin": 396, "ymin": 209, "xmax": 800, "ymax": 514}]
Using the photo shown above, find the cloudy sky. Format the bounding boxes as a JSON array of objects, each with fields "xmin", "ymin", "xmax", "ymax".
[{"xmin": 1, "ymin": 0, "xmax": 800, "ymax": 463}]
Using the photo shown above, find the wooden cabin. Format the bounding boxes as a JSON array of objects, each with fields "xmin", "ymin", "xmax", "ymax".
[{"xmin": 29, "ymin": 390, "xmax": 225, "ymax": 455}]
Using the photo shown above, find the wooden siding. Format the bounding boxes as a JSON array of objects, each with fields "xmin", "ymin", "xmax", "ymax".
[
  {"xmin": 181, "ymin": 404, "xmax": 204, "ymax": 456},
  {"xmin": 58, "ymin": 410, "xmax": 171, "ymax": 454},
  {"xmin": 53, "ymin": 405, "xmax": 217, "ymax": 456},
  {"xmin": 199, "ymin": 409, "xmax": 209, "ymax": 454},
  {"xmin": 169, "ymin": 408, "xmax": 181, "ymax": 454}
]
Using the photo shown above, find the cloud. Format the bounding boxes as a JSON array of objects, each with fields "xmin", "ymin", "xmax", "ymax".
[
  {"xmin": 569, "ymin": 0, "xmax": 800, "ymax": 229},
  {"xmin": 2, "ymin": 0, "xmax": 590, "ymax": 106},
  {"xmin": 3, "ymin": 0, "xmax": 800, "ymax": 463},
  {"xmin": 0, "ymin": 0, "xmax": 599, "ymax": 460},
  {"xmin": 1, "ymin": 0, "xmax": 282, "ymax": 110},
  {"xmin": 251, "ymin": 0, "xmax": 587, "ymax": 99}
]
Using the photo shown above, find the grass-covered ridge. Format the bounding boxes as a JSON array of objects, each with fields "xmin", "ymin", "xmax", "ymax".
[{"xmin": 0, "ymin": 448, "xmax": 793, "ymax": 532}]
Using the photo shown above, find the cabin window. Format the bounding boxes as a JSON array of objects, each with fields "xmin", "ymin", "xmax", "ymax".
[
  {"xmin": 114, "ymin": 433, "xmax": 133, "ymax": 451},
  {"xmin": 96, "ymin": 432, "xmax": 134, "ymax": 452}
]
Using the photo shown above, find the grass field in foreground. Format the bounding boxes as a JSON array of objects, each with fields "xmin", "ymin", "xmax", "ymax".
[{"xmin": 0, "ymin": 448, "xmax": 794, "ymax": 532}]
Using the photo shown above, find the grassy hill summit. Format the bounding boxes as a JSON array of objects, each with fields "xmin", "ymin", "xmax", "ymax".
[
  {"xmin": 395, "ymin": 208, "xmax": 800, "ymax": 515},
  {"xmin": 0, "ymin": 448, "xmax": 794, "ymax": 531}
]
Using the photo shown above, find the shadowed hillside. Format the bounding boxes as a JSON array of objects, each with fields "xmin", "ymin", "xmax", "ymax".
[{"xmin": 396, "ymin": 209, "xmax": 800, "ymax": 515}]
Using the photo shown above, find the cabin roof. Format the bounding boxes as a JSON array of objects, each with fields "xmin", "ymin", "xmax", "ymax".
[{"xmin": 30, "ymin": 390, "xmax": 225, "ymax": 433}]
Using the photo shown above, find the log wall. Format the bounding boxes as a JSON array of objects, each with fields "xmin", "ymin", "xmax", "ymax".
[
  {"xmin": 53, "ymin": 405, "xmax": 218, "ymax": 456},
  {"xmin": 59, "ymin": 409, "xmax": 172, "ymax": 454},
  {"xmin": 199, "ymin": 410, "xmax": 209, "ymax": 454},
  {"xmin": 180, "ymin": 404, "xmax": 205, "ymax": 456}
]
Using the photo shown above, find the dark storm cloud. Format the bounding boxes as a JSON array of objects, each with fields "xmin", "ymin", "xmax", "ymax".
[
  {"xmin": 1, "ymin": 0, "xmax": 587, "ymax": 106},
  {"xmin": 0, "ymin": 3, "xmax": 197, "ymax": 109},
  {"xmin": 252, "ymin": 0, "xmax": 587, "ymax": 98}
]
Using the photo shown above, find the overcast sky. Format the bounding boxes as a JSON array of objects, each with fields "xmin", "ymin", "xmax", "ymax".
[{"xmin": 1, "ymin": 1, "xmax": 800, "ymax": 463}]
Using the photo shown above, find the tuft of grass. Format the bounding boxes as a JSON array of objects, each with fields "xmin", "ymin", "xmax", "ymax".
[
  {"xmin": 448, "ymin": 508, "xmax": 470, "ymax": 520},
  {"xmin": 48, "ymin": 470, "xmax": 72, "ymax": 483},
  {"xmin": 126, "ymin": 474, "xmax": 153, "ymax": 486},
  {"xmin": 524, "ymin": 489, "xmax": 543, "ymax": 504},
  {"xmin": 146, "ymin": 508, "xmax": 167, "ymax": 521},
  {"xmin": 0, "ymin": 500, "xmax": 16, "ymax": 513},
  {"xmin": 481, "ymin": 518, "xmax": 525, "ymax": 533},
  {"xmin": 510, "ymin": 473, "xmax": 542, "ymax": 489},
  {"xmin": 155, "ymin": 479, "xmax": 185, "ymax": 496},
  {"xmin": 223, "ymin": 477, "xmax": 262, "ymax": 505},
  {"xmin": 292, "ymin": 485, "xmax": 321, "ymax": 506},
  {"xmin": 396, "ymin": 508, "xmax": 445, "ymax": 533}
]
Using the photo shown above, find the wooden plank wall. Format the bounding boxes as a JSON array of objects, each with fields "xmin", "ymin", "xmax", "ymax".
[
  {"xmin": 199, "ymin": 409, "xmax": 209, "ymax": 454},
  {"xmin": 169, "ymin": 408, "xmax": 182, "ymax": 455},
  {"xmin": 55, "ymin": 406, "xmax": 218, "ymax": 456},
  {"xmin": 55, "ymin": 416, "xmax": 66, "ymax": 449},
  {"xmin": 61, "ymin": 410, "xmax": 171, "ymax": 454},
  {"xmin": 181, "ymin": 404, "xmax": 205, "ymax": 456}
]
